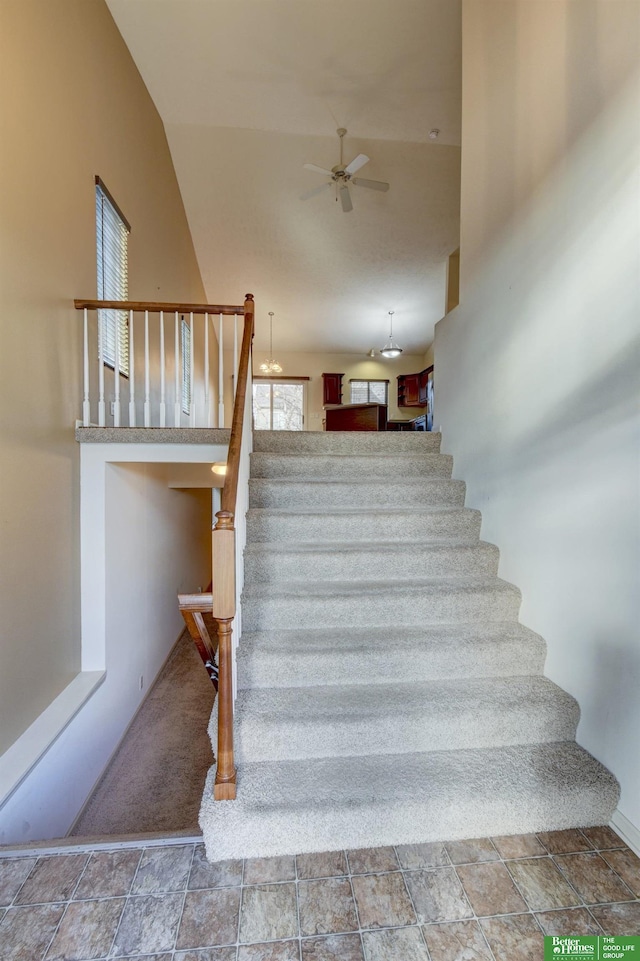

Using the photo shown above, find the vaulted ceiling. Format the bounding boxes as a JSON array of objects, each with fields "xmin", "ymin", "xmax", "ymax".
[{"xmin": 106, "ymin": 0, "xmax": 462, "ymax": 354}]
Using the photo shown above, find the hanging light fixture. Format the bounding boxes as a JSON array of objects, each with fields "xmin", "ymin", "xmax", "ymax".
[
  {"xmin": 380, "ymin": 310, "xmax": 403, "ymax": 358},
  {"xmin": 259, "ymin": 311, "xmax": 283, "ymax": 375}
]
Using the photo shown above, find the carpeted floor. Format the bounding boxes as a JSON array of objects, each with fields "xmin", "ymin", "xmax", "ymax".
[{"xmin": 69, "ymin": 631, "xmax": 215, "ymax": 837}]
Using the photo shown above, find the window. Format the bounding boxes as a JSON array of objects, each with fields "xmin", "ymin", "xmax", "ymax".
[
  {"xmin": 96, "ymin": 177, "xmax": 130, "ymax": 375},
  {"xmin": 181, "ymin": 316, "xmax": 192, "ymax": 415},
  {"xmin": 350, "ymin": 379, "xmax": 389, "ymax": 405},
  {"xmin": 253, "ymin": 380, "xmax": 305, "ymax": 430}
]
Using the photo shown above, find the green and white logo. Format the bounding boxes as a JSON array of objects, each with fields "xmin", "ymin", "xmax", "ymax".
[{"xmin": 544, "ymin": 937, "xmax": 640, "ymax": 961}]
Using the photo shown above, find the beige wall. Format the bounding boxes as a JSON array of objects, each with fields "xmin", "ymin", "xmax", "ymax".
[
  {"xmin": 0, "ymin": 0, "xmax": 205, "ymax": 753},
  {"xmin": 436, "ymin": 1, "xmax": 640, "ymax": 831},
  {"xmin": 224, "ymin": 350, "xmax": 432, "ymax": 429}
]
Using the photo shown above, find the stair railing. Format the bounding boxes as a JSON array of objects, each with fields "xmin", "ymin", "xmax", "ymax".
[
  {"xmin": 211, "ymin": 294, "xmax": 255, "ymax": 799},
  {"xmin": 74, "ymin": 298, "xmax": 246, "ymax": 428}
]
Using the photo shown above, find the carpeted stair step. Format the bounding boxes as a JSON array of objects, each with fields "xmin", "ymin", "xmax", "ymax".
[
  {"xmin": 200, "ymin": 429, "xmax": 620, "ymax": 863},
  {"xmin": 244, "ymin": 541, "xmax": 500, "ymax": 583},
  {"xmin": 236, "ymin": 623, "xmax": 547, "ymax": 689},
  {"xmin": 249, "ymin": 477, "xmax": 466, "ymax": 509},
  {"xmin": 252, "ymin": 430, "xmax": 441, "ymax": 454},
  {"xmin": 199, "ymin": 741, "xmax": 620, "ymax": 860},
  {"xmin": 246, "ymin": 506, "xmax": 482, "ymax": 544},
  {"xmin": 250, "ymin": 452, "xmax": 453, "ymax": 479},
  {"xmin": 230, "ymin": 676, "xmax": 579, "ymax": 763},
  {"xmin": 241, "ymin": 577, "xmax": 521, "ymax": 630}
]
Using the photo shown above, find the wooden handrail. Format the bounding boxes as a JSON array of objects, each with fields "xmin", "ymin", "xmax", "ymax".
[
  {"xmin": 178, "ymin": 593, "xmax": 218, "ymax": 687},
  {"xmin": 211, "ymin": 293, "xmax": 255, "ymax": 800},
  {"xmin": 74, "ymin": 299, "xmax": 246, "ymax": 315},
  {"xmin": 221, "ymin": 296, "xmax": 255, "ymax": 513}
]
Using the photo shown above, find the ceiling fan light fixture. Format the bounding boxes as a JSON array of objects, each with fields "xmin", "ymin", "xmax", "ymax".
[
  {"xmin": 380, "ymin": 310, "xmax": 403, "ymax": 359},
  {"xmin": 260, "ymin": 311, "xmax": 283, "ymax": 375},
  {"xmin": 302, "ymin": 129, "xmax": 389, "ymax": 212}
]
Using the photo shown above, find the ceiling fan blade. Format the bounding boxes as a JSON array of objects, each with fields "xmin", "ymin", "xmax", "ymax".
[
  {"xmin": 303, "ymin": 163, "xmax": 333, "ymax": 176},
  {"xmin": 300, "ymin": 182, "xmax": 331, "ymax": 201},
  {"xmin": 340, "ymin": 185, "xmax": 353, "ymax": 213},
  {"xmin": 352, "ymin": 177, "xmax": 390, "ymax": 192},
  {"xmin": 345, "ymin": 153, "xmax": 369, "ymax": 175}
]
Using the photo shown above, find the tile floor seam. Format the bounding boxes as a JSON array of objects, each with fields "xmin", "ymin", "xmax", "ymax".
[
  {"xmin": 37, "ymin": 896, "xmax": 72, "ymax": 961},
  {"xmin": 592, "ymin": 850, "xmax": 638, "ymax": 900},
  {"xmin": 450, "ymin": 862, "xmax": 484, "ymax": 923},
  {"xmin": 125, "ymin": 849, "xmax": 145, "ymax": 897},
  {"xmin": 396, "ymin": 859, "xmax": 421, "ymax": 927},
  {"xmin": 293, "ymin": 850, "xmax": 301, "ymax": 961},
  {"xmin": 581, "ymin": 903, "xmax": 606, "ymax": 935},
  {"xmin": 441, "ymin": 861, "xmax": 504, "ymax": 961},
  {"xmin": 234, "ymin": 851, "xmax": 245, "ymax": 960},
  {"xmin": 105, "ymin": 879, "xmax": 134, "ymax": 958},
  {"xmin": 172, "ymin": 843, "xmax": 197, "ymax": 956},
  {"xmin": 6, "ymin": 853, "xmax": 40, "ymax": 908},
  {"xmin": 345, "ymin": 854, "xmax": 367, "ymax": 961},
  {"xmin": 538, "ymin": 851, "xmax": 592, "ymax": 911},
  {"xmin": 577, "ymin": 829, "xmax": 598, "ymax": 850},
  {"xmin": 552, "ymin": 852, "xmax": 637, "ymax": 905},
  {"xmin": 501, "ymin": 853, "xmax": 559, "ymax": 914}
]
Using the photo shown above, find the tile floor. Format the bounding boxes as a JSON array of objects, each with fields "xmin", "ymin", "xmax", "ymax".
[{"xmin": 0, "ymin": 827, "xmax": 638, "ymax": 960}]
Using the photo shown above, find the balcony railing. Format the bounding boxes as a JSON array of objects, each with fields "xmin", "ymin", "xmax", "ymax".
[{"xmin": 74, "ymin": 298, "xmax": 249, "ymax": 429}]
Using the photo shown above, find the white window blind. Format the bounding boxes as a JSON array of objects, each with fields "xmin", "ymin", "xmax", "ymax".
[
  {"xmin": 96, "ymin": 178, "xmax": 130, "ymax": 375},
  {"xmin": 350, "ymin": 380, "xmax": 389, "ymax": 405},
  {"xmin": 181, "ymin": 317, "xmax": 192, "ymax": 415}
]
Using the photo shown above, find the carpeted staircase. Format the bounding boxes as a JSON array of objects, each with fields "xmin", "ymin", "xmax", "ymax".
[{"xmin": 200, "ymin": 430, "xmax": 619, "ymax": 860}]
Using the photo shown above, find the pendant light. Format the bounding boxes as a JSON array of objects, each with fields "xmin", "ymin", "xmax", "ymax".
[
  {"xmin": 380, "ymin": 310, "xmax": 403, "ymax": 358},
  {"xmin": 259, "ymin": 311, "xmax": 283, "ymax": 374}
]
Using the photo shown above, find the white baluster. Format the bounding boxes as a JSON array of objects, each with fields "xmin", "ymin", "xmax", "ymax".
[
  {"xmin": 144, "ymin": 309, "xmax": 150, "ymax": 427},
  {"xmin": 189, "ymin": 311, "xmax": 195, "ymax": 427},
  {"xmin": 113, "ymin": 308, "xmax": 121, "ymax": 427},
  {"xmin": 174, "ymin": 311, "xmax": 180, "ymax": 427},
  {"xmin": 128, "ymin": 310, "xmax": 136, "ymax": 427},
  {"xmin": 204, "ymin": 312, "xmax": 210, "ymax": 427},
  {"xmin": 159, "ymin": 311, "xmax": 166, "ymax": 428},
  {"xmin": 233, "ymin": 313, "xmax": 238, "ymax": 401},
  {"xmin": 218, "ymin": 312, "xmax": 224, "ymax": 428},
  {"xmin": 98, "ymin": 310, "xmax": 105, "ymax": 427},
  {"xmin": 83, "ymin": 308, "xmax": 90, "ymax": 426}
]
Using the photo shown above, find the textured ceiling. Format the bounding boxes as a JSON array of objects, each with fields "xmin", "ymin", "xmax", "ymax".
[{"xmin": 106, "ymin": 0, "xmax": 462, "ymax": 353}]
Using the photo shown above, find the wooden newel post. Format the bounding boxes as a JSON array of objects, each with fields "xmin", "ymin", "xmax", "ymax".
[
  {"xmin": 214, "ymin": 617, "xmax": 236, "ymax": 798},
  {"xmin": 212, "ymin": 510, "xmax": 237, "ymax": 800}
]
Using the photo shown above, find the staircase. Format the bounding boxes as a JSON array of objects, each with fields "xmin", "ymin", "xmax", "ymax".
[{"xmin": 199, "ymin": 430, "xmax": 619, "ymax": 860}]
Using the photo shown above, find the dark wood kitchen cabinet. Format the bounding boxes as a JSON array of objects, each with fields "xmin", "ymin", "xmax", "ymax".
[
  {"xmin": 397, "ymin": 366, "xmax": 433, "ymax": 408},
  {"xmin": 322, "ymin": 373, "xmax": 344, "ymax": 406}
]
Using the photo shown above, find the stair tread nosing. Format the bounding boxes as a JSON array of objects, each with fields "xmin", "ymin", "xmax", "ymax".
[
  {"xmin": 249, "ymin": 452, "xmax": 454, "ymax": 477},
  {"xmin": 244, "ymin": 575, "xmax": 520, "ymax": 598},
  {"xmin": 229, "ymin": 676, "xmax": 579, "ymax": 762},
  {"xmin": 252, "ymin": 430, "xmax": 442, "ymax": 453},
  {"xmin": 235, "ymin": 675, "xmax": 576, "ymax": 723},
  {"xmin": 199, "ymin": 741, "xmax": 620, "ymax": 861},
  {"xmin": 244, "ymin": 540, "xmax": 496, "ymax": 554},
  {"xmin": 236, "ymin": 623, "xmax": 547, "ymax": 687}
]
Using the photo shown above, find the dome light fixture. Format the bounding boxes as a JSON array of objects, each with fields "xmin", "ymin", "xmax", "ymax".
[
  {"xmin": 380, "ymin": 310, "xmax": 403, "ymax": 359},
  {"xmin": 259, "ymin": 311, "xmax": 283, "ymax": 375}
]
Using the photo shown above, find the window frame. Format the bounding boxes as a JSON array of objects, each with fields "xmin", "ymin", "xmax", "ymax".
[
  {"xmin": 349, "ymin": 379, "xmax": 389, "ymax": 405},
  {"xmin": 252, "ymin": 377, "xmax": 307, "ymax": 431},
  {"xmin": 96, "ymin": 176, "xmax": 131, "ymax": 377},
  {"xmin": 181, "ymin": 315, "xmax": 192, "ymax": 415}
]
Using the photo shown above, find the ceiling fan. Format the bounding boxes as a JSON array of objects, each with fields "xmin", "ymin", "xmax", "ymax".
[{"xmin": 301, "ymin": 128, "xmax": 390, "ymax": 213}]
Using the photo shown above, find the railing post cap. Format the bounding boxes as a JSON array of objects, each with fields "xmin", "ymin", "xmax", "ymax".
[
  {"xmin": 245, "ymin": 293, "xmax": 254, "ymax": 301},
  {"xmin": 214, "ymin": 510, "xmax": 235, "ymax": 531}
]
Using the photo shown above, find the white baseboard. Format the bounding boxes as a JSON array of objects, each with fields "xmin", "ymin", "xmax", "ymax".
[{"xmin": 610, "ymin": 808, "xmax": 640, "ymax": 856}]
